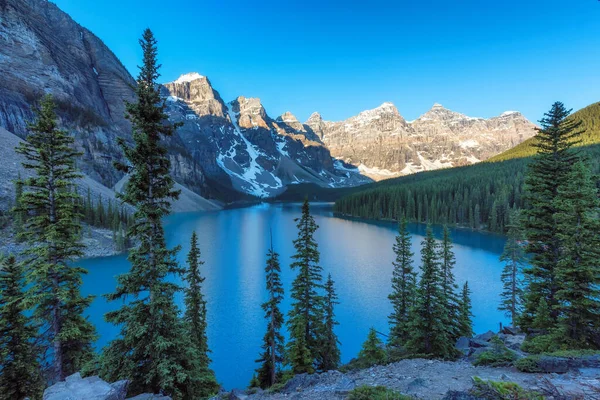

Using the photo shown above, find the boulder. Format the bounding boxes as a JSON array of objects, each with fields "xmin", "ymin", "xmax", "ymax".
[
  {"xmin": 226, "ymin": 389, "xmax": 248, "ymax": 400},
  {"xmin": 501, "ymin": 326, "xmax": 519, "ymax": 335},
  {"xmin": 468, "ymin": 339, "xmax": 490, "ymax": 348},
  {"xmin": 473, "ymin": 331, "xmax": 495, "ymax": 342},
  {"xmin": 127, "ymin": 395, "xmax": 171, "ymax": 400},
  {"xmin": 43, "ymin": 373, "xmax": 128, "ymax": 400},
  {"xmin": 442, "ymin": 391, "xmax": 484, "ymax": 400},
  {"xmin": 502, "ymin": 334, "xmax": 526, "ymax": 351}
]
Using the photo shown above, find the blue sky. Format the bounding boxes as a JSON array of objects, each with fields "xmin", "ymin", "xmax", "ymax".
[{"xmin": 52, "ymin": 0, "xmax": 599, "ymax": 122}]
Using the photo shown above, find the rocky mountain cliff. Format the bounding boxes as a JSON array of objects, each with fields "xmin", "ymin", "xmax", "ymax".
[
  {"xmin": 307, "ymin": 102, "xmax": 538, "ymax": 180},
  {"xmin": 162, "ymin": 75, "xmax": 370, "ymax": 197},
  {"xmin": 0, "ymin": 0, "xmax": 208, "ymax": 198}
]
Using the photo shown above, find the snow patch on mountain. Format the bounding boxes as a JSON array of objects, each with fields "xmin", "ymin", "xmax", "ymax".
[{"xmin": 174, "ymin": 72, "xmax": 204, "ymax": 84}]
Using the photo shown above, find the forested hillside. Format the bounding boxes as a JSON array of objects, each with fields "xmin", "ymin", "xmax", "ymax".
[{"xmin": 334, "ymin": 102, "xmax": 600, "ymax": 233}]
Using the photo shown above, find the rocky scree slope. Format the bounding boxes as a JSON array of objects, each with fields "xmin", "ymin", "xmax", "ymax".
[{"xmin": 307, "ymin": 102, "xmax": 537, "ymax": 180}]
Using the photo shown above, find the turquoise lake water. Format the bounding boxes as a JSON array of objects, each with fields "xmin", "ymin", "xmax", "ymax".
[{"xmin": 79, "ymin": 202, "xmax": 509, "ymax": 389}]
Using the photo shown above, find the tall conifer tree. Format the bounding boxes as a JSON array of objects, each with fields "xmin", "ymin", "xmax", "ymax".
[
  {"xmin": 0, "ymin": 256, "xmax": 44, "ymax": 400},
  {"xmin": 101, "ymin": 29, "xmax": 200, "ymax": 399},
  {"xmin": 255, "ymin": 243, "xmax": 285, "ymax": 388},
  {"xmin": 499, "ymin": 211, "xmax": 525, "ymax": 327},
  {"xmin": 457, "ymin": 281, "xmax": 474, "ymax": 338},
  {"xmin": 15, "ymin": 94, "xmax": 95, "ymax": 381},
  {"xmin": 388, "ymin": 218, "xmax": 416, "ymax": 346},
  {"xmin": 407, "ymin": 227, "xmax": 455, "ymax": 358},
  {"xmin": 287, "ymin": 199, "xmax": 324, "ymax": 373},
  {"xmin": 318, "ymin": 274, "xmax": 340, "ymax": 372},
  {"xmin": 521, "ymin": 102, "xmax": 582, "ymax": 330},
  {"xmin": 183, "ymin": 232, "xmax": 218, "ymax": 396},
  {"xmin": 439, "ymin": 226, "xmax": 459, "ymax": 339},
  {"xmin": 553, "ymin": 161, "xmax": 600, "ymax": 347}
]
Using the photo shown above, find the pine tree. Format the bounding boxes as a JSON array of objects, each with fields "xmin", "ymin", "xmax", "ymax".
[
  {"xmin": 457, "ymin": 282, "xmax": 474, "ymax": 338},
  {"xmin": 318, "ymin": 274, "xmax": 340, "ymax": 372},
  {"xmin": 388, "ymin": 218, "xmax": 416, "ymax": 346},
  {"xmin": 358, "ymin": 327, "xmax": 386, "ymax": 366},
  {"xmin": 407, "ymin": 227, "xmax": 456, "ymax": 358},
  {"xmin": 521, "ymin": 102, "xmax": 582, "ymax": 330},
  {"xmin": 15, "ymin": 94, "xmax": 96, "ymax": 381},
  {"xmin": 287, "ymin": 198, "xmax": 324, "ymax": 373},
  {"xmin": 439, "ymin": 226, "xmax": 459, "ymax": 339},
  {"xmin": 100, "ymin": 29, "xmax": 200, "ymax": 399},
  {"xmin": 183, "ymin": 232, "xmax": 218, "ymax": 396},
  {"xmin": 12, "ymin": 173, "xmax": 25, "ymax": 240},
  {"xmin": 0, "ymin": 256, "xmax": 44, "ymax": 400},
  {"xmin": 499, "ymin": 211, "xmax": 525, "ymax": 327},
  {"xmin": 255, "ymin": 244, "xmax": 285, "ymax": 388},
  {"xmin": 553, "ymin": 161, "xmax": 600, "ymax": 347}
]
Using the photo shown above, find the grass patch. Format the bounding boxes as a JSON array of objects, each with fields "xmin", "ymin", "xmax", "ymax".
[
  {"xmin": 346, "ymin": 385, "xmax": 412, "ymax": 400},
  {"xmin": 470, "ymin": 377, "xmax": 543, "ymax": 400},
  {"xmin": 473, "ymin": 337, "xmax": 518, "ymax": 367}
]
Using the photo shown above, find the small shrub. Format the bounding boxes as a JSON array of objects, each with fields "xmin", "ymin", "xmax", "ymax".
[
  {"xmin": 521, "ymin": 333, "xmax": 563, "ymax": 354},
  {"xmin": 474, "ymin": 337, "xmax": 517, "ymax": 367},
  {"xmin": 346, "ymin": 385, "xmax": 412, "ymax": 400},
  {"xmin": 470, "ymin": 377, "xmax": 543, "ymax": 400},
  {"xmin": 515, "ymin": 356, "xmax": 543, "ymax": 373}
]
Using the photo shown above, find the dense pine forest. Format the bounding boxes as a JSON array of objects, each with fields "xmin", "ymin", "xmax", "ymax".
[{"xmin": 334, "ymin": 102, "xmax": 600, "ymax": 233}]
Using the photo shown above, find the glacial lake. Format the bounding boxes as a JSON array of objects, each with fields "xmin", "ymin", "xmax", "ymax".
[{"xmin": 79, "ymin": 202, "xmax": 509, "ymax": 390}]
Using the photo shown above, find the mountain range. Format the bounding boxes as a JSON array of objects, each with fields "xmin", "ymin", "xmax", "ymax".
[{"xmin": 0, "ymin": 0, "xmax": 538, "ymax": 204}]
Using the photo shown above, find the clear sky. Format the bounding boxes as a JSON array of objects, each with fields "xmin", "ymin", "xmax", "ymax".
[{"xmin": 52, "ymin": 0, "xmax": 599, "ymax": 123}]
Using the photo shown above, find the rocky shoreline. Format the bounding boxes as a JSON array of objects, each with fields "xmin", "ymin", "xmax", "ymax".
[{"xmin": 0, "ymin": 224, "xmax": 123, "ymax": 261}]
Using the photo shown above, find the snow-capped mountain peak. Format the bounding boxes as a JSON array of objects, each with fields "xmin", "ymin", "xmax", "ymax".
[{"xmin": 173, "ymin": 72, "xmax": 204, "ymax": 84}]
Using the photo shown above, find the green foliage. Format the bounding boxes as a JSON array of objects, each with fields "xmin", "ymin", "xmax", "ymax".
[
  {"xmin": 514, "ymin": 356, "xmax": 543, "ymax": 373},
  {"xmin": 346, "ymin": 385, "xmax": 412, "ymax": 400},
  {"xmin": 388, "ymin": 218, "xmax": 416, "ymax": 346},
  {"xmin": 287, "ymin": 199, "xmax": 324, "ymax": 374},
  {"xmin": 183, "ymin": 232, "xmax": 218, "ymax": 397},
  {"xmin": 318, "ymin": 274, "xmax": 341, "ymax": 371},
  {"xmin": 457, "ymin": 282, "xmax": 474, "ymax": 338},
  {"xmin": 15, "ymin": 94, "xmax": 96, "ymax": 381},
  {"xmin": 520, "ymin": 333, "xmax": 564, "ymax": 354},
  {"xmin": 553, "ymin": 161, "xmax": 600, "ymax": 347},
  {"xmin": 520, "ymin": 102, "xmax": 583, "ymax": 330},
  {"xmin": 357, "ymin": 328, "xmax": 387, "ymax": 367},
  {"xmin": 255, "ymin": 245, "xmax": 285, "ymax": 388},
  {"xmin": 470, "ymin": 377, "xmax": 543, "ymax": 400},
  {"xmin": 474, "ymin": 337, "xmax": 517, "ymax": 367},
  {"xmin": 100, "ymin": 30, "xmax": 202, "ymax": 399},
  {"xmin": 407, "ymin": 227, "xmax": 457, "ymax": 359},
  {"xmin": 498, "ymin": 211, "xmax": 525, "ymax": 327},
  {"xmin": 0, "ymin": 255, "xmax": 44, "ymax": 400}
]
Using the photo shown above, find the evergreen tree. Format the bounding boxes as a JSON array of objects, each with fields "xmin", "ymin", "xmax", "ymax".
[
  {"xmin": 318, "ymin": 274, "xmax": 340, "ymax": 372},
  {"xmin": 12, "ymin": 173, "xmax": 25, "ymax": 240},
  {"xmin": 388, "ymin": 218, "xmax": 416, "ymax": 346},
  {"xmin": 439, "ymin": 226, "xmax": 459, "ymax": 339},
  {"xmin": 357, "ymin": 327, "xmax": 386, "ymax": 366},
  {"xmin": 0, "ymin": 256, "xmax": 44, "ymax": 400},
  {"xmin": 457, "ymin": 281, "xmax": 474, "ymax": 338},
  {"xmin": 183, "ymin": 232, "xmax": 218, "ymax": 396},
  {"xmin": 255, "ymin": 243, "xmax": 285, "ymax": 388},
  {"xmin": 407, "ymin": 227, "xmax": 456, "ymax": 358},
  {"xmin": 521, "ymin": 102, "xmax": 582, "ymax": 330},
  {"xmin": 100, "ymin": 29, "xmax": 200, "ymax": 399},
  {"xmin": 287, "ymin": 198, "xmax": 324, "ymax": 373},
  {"xmin": 553, "ymin": 161, "xmax": 600, "ymax": 347},
  {"xmin": 499, "ymin": 211, "xmax": 525, "ymax": 327},
  {"xmin": 15, "ymin": 94, "xmax": 96, "ymax": 381}
]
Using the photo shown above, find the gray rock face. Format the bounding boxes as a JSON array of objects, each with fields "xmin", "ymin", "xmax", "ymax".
[
  {"xmin": 162, "ymin": 75, "xmax": 371, "ymax": 197},
  {"xmin": 0, "ymin": 0, "xmax": 207, "ymax": 197},
  {"xmin": 43, "ymin": 373, "xmax": 128, "ymax": 400},
  {"xmin": 310, "ymin": 102, "xmax": 537, "ymax": 180}
]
